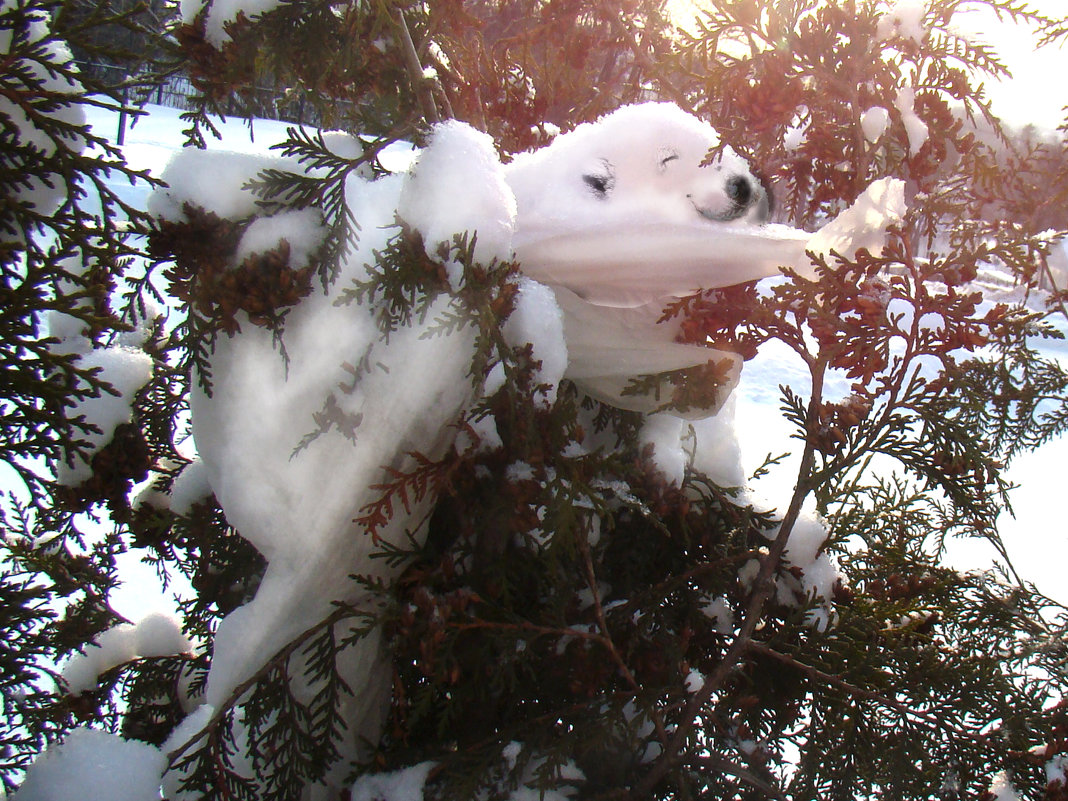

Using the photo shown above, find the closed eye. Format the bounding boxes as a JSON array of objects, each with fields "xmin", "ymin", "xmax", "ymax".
[
  {"xmin": 582, "ymin": 159, "xmax": 616, "ymax": 198},
  {"xmin": 658, "ymin": 150, "xmax": 680, "ymax": 172}
]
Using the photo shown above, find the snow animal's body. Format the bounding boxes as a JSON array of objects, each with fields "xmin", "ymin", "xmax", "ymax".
[{"xmin": 149, "ymin": 103, "xmax": 904, "ymax": 797}]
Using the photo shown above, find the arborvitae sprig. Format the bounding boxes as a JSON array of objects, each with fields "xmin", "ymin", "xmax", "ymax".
[
  {"xmin": 0, "ymin": 0, "xmax": 176, "ymax": 784},
  {"xmin": 666, "ymin": 0, "xmax": 1055, "ymax": 228}
]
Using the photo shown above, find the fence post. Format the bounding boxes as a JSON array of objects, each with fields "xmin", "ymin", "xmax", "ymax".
[{"xmin": 117, "ymin": 83, "xmax": 127, "ymax": 145}]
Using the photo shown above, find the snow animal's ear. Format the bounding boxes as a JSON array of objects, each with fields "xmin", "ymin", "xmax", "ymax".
[
  {"xmin": 398, "ymin": 120, "xmax": 517, "ymax": 266},
  {"xmin": 581, "ymin": 159, "xmax": 616, "ymax": 199}
]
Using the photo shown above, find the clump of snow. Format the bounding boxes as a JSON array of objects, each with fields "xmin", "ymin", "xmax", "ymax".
[
  {"xmin": 148, "ymin": 149, "xmax": 297, "ymax": 222},
  {"xmin": 506, "ymin": 461, "xmax": 536, "ymax": 483},
  {"xmin": 688, "ymin": 397, "xmax": 745, "ymax": 487},
  {"xmin": 502, "ymin": 277, "xmax": 568, "ymax": 406},
  {"xmin": 684, "ymin": 668, "xmax": 705, "ymax": 693},
  {"xmin": 987, "ymin": 771, "xmax": 1021, "ymax": 801},
  {"xmin": 1048, "ymin": 755, "xmax": 1068, "ymax": 786},
  {"xmin": 57, "ymin": 346, "xmax": 154, "ymax": 486},
  {"xmin": 860, "ymin": 106, "xmax": 889, "ymax": 143},
  {"xmin": 877, "ymin": 0, "xmax": 927, "ymax": 43},
  {"xmin": 398, "ymin": 119, "xmax": 517, "ymax": 267},
  {"xmin": 46, "ymin": 308, "xmax": 89, "ymax": 357},
  {"xmin": 62, "ymin": 613, "xmax": 191, "ymax": 694},
  {"xmin": 134, "ymin": 612, "xmax": 192, "ymax": 657},
  {"xmin": 234, "ymin": 207, "xmax": 327, "ymax": 268},
  {"xmin": 807, "ymin": 177, "xmax": 907, "ymax": 259},
  {"xmin": 180, "ymin": 0, "xmax": 285, "ymax": 47},
  {"xmin": 780, "ymin": 510, "xmax": 839, "ymax": 604},
  {"xmin": 893, "ymin": 87, "xmax": 929, "ymax": 155},
  {"xmin": 160, "ymin": 704, "xmax": 218, "ymax": 799},
  {"xmin": 736, "ymin": 491, "xmax": 839, "ymax": 621},
  {"xmin": 350, "ymin": 761, "xmax": 436, "ymax": 801},
  {"xmin": 169, "ymin": 457, "xmax": 214, "ymax": 515},
  {"xmin": 455, "ymin": 410, "xmax": 504, "ymax": 455},
  {"xmin": 12, "ymin": 728, "xmax": 165, "ymax": 801},
  {"xmin": 700, "ymin": 595, "xmax": 735, "ymax": 634},
  {"xmin": 640, "ymin": 414, "xmax": 688, "ymax": 486}
]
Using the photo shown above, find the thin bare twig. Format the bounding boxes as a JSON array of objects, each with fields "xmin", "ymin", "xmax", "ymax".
[{"xmin": 395, "ymin": 9, "xmax": 440, "ymax": 126}]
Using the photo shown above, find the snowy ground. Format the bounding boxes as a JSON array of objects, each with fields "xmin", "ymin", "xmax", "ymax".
[{"xmin": 84, "ymin": 101, "xmax": 1068, "ymax": 618}]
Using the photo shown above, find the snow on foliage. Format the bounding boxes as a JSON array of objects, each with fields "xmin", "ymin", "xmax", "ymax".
[
  {"xmin": 0, "ymin": 0, "xmax": 86, "ymax": 221},
  {"xmin": 56, "ymin": 346, "xmax": 154, "ymax": 486},
  {"xmin": 234, "ymin": 207, "xmax": 328, "ymax": 269},
  {"xmin": 398, "ymin": 120, "xmax": 517, "ymax": 269},
  {"xmin": 861, "ymin": 106, "xmax": 890, "ymax": 143},
  {"xmin": 893, "ymin": 87, "xmax": 930, "ymax": 156},
  {"xmin": 501, "ymin": 277, "xmax": 569, "ymax": 406},
  {"xmin": 11, "ymin": 728, "xmax": 166, "ymax": 801},
  {"xmin": 987, "ymin": 771, "xmax": 1023, "ymax": 801},
  {"xmin": 350, "ymin": 761, "xmax": 436, "ymax": 801},
  {"xmin": 179, "ymin": 0, "xmax": 282, "ymax": 46},
  {"xmin": 876, "ymin": 0, "xmax": 928, "ymax": 44},
  {"xmin": 167, "ymin": 456, "xmax": 214, "ymax": 516},
  {"xmin": 162, "ymin": 135, "xmax": 487, "ymax": 763},
  {"xmin": 61, "ymin": 613, "xmax": 192, "ymax": 694},
  {"xmin": 148, "ymin": 102, "xmax": 910, "ymax": 783},
  {"xmin": 147, "ymin": 149, "xmax": 298, "ymax": 223}
]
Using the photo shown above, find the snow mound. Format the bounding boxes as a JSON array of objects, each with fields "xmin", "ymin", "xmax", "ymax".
[{"xmin": 12, "ymin": 728, "xmax": 165, "ymax": 801}]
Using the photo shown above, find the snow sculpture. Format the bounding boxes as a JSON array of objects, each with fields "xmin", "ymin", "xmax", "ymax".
[
  {"xmin": 150, "ymin": 102, "xmax": 905, "ymax": 785},
  {"xmin": 506, "ymin": 103, "xmax": 904, "ymax": 416}
]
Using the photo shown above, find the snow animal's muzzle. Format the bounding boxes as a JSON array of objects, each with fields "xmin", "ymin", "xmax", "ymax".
[{"xmin": 691, "ymin": 174, "xmax": 768, "ymax": 224}]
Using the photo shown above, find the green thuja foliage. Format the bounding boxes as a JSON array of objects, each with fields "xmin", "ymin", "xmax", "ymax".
[
  {"xmin": 7, "ymin": 0, "xmax": 1068, "ymax": 799},
  {"xmin": 0, "ymin": 0, "xmax": 174, "ymax": 790}
]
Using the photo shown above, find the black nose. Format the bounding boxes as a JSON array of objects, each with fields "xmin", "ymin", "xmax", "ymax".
[{"xmin": 726, "ymin": 175, "xmax": 752, "ymax": 208}]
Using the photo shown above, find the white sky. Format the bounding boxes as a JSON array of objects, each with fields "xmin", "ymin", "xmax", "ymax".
[{"xmin": 952, "ymin": 1, "xmax": 1068, "ymax": 132}]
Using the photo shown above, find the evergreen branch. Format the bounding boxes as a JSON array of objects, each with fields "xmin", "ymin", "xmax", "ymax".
[
  {"xmin": 355, "ymin": 451, "xmax": 450, "ymax": 543},
  {"xmin": 686, "ymin": 753, "xmax": 786, "ymax": 801},
  {"xmin": 164, "ymin": 603, "xmax": 367, "ymax": 768},
  {"xmin": 632, "ymin": 357, "xmax": 827, "ymax": 798},
  {"xmin": 576, "ymin": 532, "xmax": 674, "ymax": 758},
  {"xmin": 745, "ymin": 641, "xmax": 1001, "ymax": 751}
]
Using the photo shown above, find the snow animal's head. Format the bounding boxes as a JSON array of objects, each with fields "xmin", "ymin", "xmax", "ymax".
[{"xmin": 505, "ymin": 103, "xmax": 770, "ymax": 232}]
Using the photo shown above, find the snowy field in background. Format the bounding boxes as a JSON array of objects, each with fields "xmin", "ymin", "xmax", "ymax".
[{"xmin": 85, "ymin": 101, "xmax": 1067, "ymax": 617}]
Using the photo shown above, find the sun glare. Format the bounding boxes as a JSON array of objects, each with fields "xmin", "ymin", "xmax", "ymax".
[{"xmin": 664, "ymin": 0, "xmax": 1068, "ymax": 131}]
